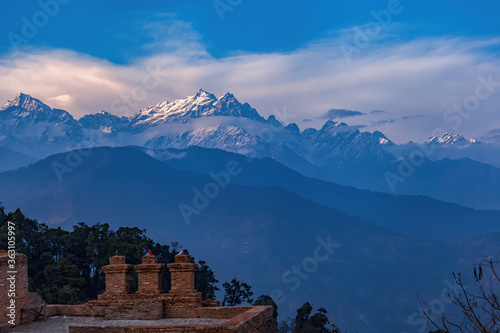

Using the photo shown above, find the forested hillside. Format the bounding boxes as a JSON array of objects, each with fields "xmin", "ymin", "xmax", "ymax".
[{"xmin": 0, "ymin": 206, "xmax": 219, "ymax": 304}]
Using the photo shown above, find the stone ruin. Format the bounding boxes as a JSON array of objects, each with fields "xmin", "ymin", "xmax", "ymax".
[
  {"xmin": 86, "ymin": 253, "xmax": 220, "ymax": 320},
  {"xmin": 0, "ymin": 251, "xmax": 277, "ymax": 333},
  {"xmin": 0, "ymin": 251, "xmax": 45, "ymax": 328}
]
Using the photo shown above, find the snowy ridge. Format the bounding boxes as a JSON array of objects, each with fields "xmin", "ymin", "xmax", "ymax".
[
  {"xmin": 0, "ymin": 93, "xmax": 85, "ymax": 157},
  {"xmin": 2, "ymin": 93, "xmax": 50, "ymax": 113},
  {"xmin": 0, "ymin": 90, "xmax": 402, "ymax": 168},
  {"xmin": 129, "ymin": 89, "xmax": 264, "ymax": 128},
  {"xmin": 145, "ymin": 125, "xmax": 258, "ymax": 151},
  {"xmin": 425, "ymin": 132, "xmax": 480, "ymax": 147},
  {"xmin": 79, "ymin": 111, "xmax": 129, "ymax": 133}
]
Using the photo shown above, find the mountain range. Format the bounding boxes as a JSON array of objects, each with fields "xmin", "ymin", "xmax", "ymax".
[
  {"xmin": 1, "ymin": 90, "xmax": 500, "ymax": 331},
  {"xmin": 1, "ymin": 91, "xmax": 499, "ymax": 209}
]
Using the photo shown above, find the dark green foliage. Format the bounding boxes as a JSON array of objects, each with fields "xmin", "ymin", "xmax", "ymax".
[
  {"xmin": 254, "ymin": 294, "xmax": 278, "ymax": 318},
  {"xmin": 41, "ymin": 256, "xmax": 86, "ymax": 304},
  {"xmin": 277, "ymin": 318, "xmax": 295, "ymax": 333},
  {"xmin": 279, "ymin": 302, "xmax": 335, "ymax": 333},
  {"xmin": 195, "ymin": 260, "xmax": 219, "ymax": 300},
  {"xmin": 299, "ymin": 307, "xmax": 330, "ymax": 333},
  {"xmin": 0, "ymin": 207, "xmax": 219, "ymax": 305},
  {"xmin": 152, "ymin": 242, "xmax": 177, "ymax": 292},
  {"xmin": 294, "ymin": 302, "xmax": 313, "ymax": 331},
  {"xmin": 222, "ymin": 278, "xmax": 253, "ymax": 306}
]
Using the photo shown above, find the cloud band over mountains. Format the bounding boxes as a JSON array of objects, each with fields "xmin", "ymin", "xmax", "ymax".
[{"xmin": 0, "ymin": 18, "xmax": 499, "ymax": 143}]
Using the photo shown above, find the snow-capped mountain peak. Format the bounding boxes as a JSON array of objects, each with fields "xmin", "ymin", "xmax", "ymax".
[
  {"xmin": 78, "ymin": 110, "xmax": 129, "ymax": 132},
  {"xmin": 193, "ymin": 89, "xmax": 216, "ymax": 100},
  {"xmin": 0, "ymin": 93, "xmax": 84, "ymax": 157},
  {"xmin": 320, "ymin": 120, "xmax": 349, "ymax": 132},
  {"xmin": 425, "ymin": 132, "xmax": 480, "ymax": 147},
  {"xmin": 218, "ymin": 92, "xmax": 237, "ymax": 103},
  {"xmin": 0, "ymin": 91, "xmax": 397, "ymax": 169},
  {"xmin": 372, "ymin": 131, "xmax": 395, "ymax": 146},
  {"xmin": 1, "ymin": 93, "xmax": 51, "ymax": 113},
  {"xmin": 0, "ymin": 93, "xmax": 74, "ymax": 123},
  {"xmin": 129, "ymin": 89, "xmax": 264, "ymax": 128}
]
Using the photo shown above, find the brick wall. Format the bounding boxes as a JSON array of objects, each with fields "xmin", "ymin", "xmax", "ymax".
[
  {"xmin": 194, "ymin": 307, "xmax": 251, "ymax": 319},
  {"xmin": 104, "ymin": 300, "xmax": 164, "ymax": 320},
  {"xmin": 0, "ymin": 253, "xmax": 45, "ymax": 326},
  {"xmin": 165, "ymin": 254, "xmax": 203, "ymax": 310},
  {"xmin": 167, "ymin": 254, "xmax": 197, "ymax": 294},
  {"xmin": 135, "ymin": 255, "xmax": 164, "ymax": 295},
  {"xmin": 4, "ymin": 253, "xmax": 277, "ymax": 332},
  {"xmin": 223, "ymin": 306, "xmax": 277, "ymax": 333},
  {"xmin": 102, "ymin": 256, "xmax": 133, "ymax": 295},
  {"xmin": 70, "ymin": 327, "xmax": 235, "ymax": 333},
  {"xmin": 67, "ymin": 306, "xmax": 277, "ymax": 333}
]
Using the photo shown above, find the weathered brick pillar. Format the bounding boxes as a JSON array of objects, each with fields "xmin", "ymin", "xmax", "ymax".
[
  {"xmin": 168, "ymin": 254, "xmax": 197, "ymax": 293},
  {"xmin": 0, "ymin": 252, "xmax": 28, "ymax": 326},
  {"xmin": 0, "ymin": 252, "xmax": 45, "ymax": 327},
  {"xmin": 101, "ymin": 256, "xmax": 133, "ymax": 295},
  {"xmin": 165, "ymin": 254, "xmax": 203, "ymax": 313},
  {"xmin": 135, "ymin": 255, "xmax": 164, "ymax": 294}
]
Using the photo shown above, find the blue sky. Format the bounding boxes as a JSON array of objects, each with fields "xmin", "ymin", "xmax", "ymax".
[
  {"xmin": 1, "ymin": 0, "xmax": 499, "ymax": 143},
  {"xmin": 2, "ymin": 0, "xmax": 499, "ymax": 62}
]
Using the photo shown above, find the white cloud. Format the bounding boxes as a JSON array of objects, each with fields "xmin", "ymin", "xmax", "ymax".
[
  {"xmin": 0, "ymin": 20, "xmax": 499, "ymax": 143},
  {"xmin": 47, "ymin": 94, "xmax": 76, "ymax": 109}
]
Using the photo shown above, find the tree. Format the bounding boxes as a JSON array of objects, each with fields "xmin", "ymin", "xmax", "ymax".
[
  {"xmin": 0, "ymin": 203, "xmax": 5, "ymax": 225},
  {"xmin": 45, "ymin": 227, "xmax": 69, "ymax": 262},
  {"xmin": 0, "ymin": 209, "xmax": 52, "ymax": 292},
  {"xmin": 278, "ymin": 303, "xmax": 335, "ymax": 333},
  {"xmin": 41, "ymin": 256, "xmax": 86, "ymax": 304},
  {"xmin": 425, "ymin": 255, "xmax": 500, "ymax": 333},
  {"xmin": 222, "ymin": 278, "xmax": 253, "ymax": 306},
  {"xmin": 300, "ymin": 307, "xmax": 330, "ymax": 333},
  {"xmin": 295, "ymin": 302, "xmax": 313, "ymax": 331},
  {"xmin": 195, "ymin": 260, "xmax": 219, "ymax": 300},
  {"xmin": 151, "ymin": 243, "xmax": 177, "ymax": 292},
  {"xmin": 278, "ymin": 318, "xmax": 296, "ymax": 333},
  {"xmin": 112, "ymin": 226, "xmax": 154, "ymax": 262},
  {"xmin": 170, "ymin": 241, "xmax": 181, "ymax": 252},
  {"xmin": 86, "ymin": 222, "xmax": 114, "ymax": 294},
  {"xmin": 0, "ymin": 207, "xmax": 221, "ymax": 307},
  {"xmin": 65, "ymin": 223, "xmax": 93, "ymax": 296},
  {"xmin": 109, "ymin": 226, "xmax": 155, "ymax": 292},
  {"xmin": 254, "ymin": 294, "xmax": 278, "ymax": 318}
]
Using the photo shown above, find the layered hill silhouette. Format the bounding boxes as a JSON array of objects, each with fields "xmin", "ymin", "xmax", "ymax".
[
  {"xmin": 147, "ymin": 146, "xmax": 500, "ymax": 240},
  {"xmin": 0, "ymin": 146, "xmax": 35, "ymax": 172},
  {"xmin": 1, "ymin": 146, "xmax": 499, "ymax": 332}
]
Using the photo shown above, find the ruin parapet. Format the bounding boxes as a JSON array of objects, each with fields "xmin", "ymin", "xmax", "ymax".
[
  {"xmin": 101, "ymin": 256, "xmax": 133, "ymax": 295},
  {"xmin": 1, "ymin": 252, "xmax": 276, "ymax": 332},
  {"xmin": 135, "ymin": 255, "xmax": 164, "ymax": 294}
]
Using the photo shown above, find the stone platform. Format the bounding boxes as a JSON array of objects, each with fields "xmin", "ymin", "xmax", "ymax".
[
  {"xmin": 9, "ymin": 317, "xmax": 227, "ymax": 333},
  {"xmin": 0, "ymin": 252, "xmax": 277, "ymax": 333}
]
